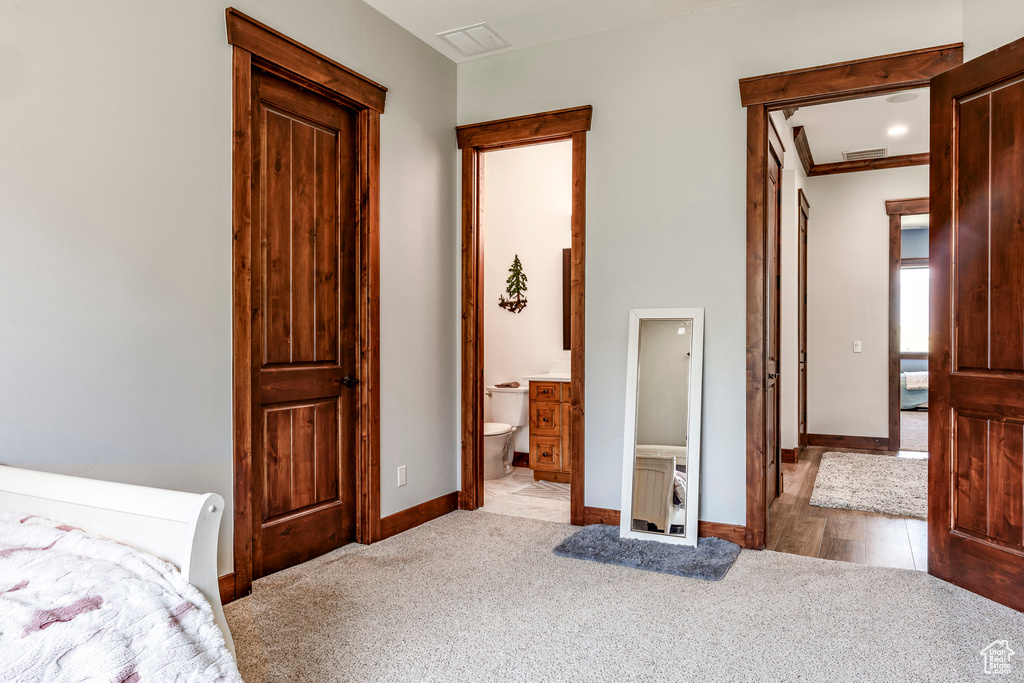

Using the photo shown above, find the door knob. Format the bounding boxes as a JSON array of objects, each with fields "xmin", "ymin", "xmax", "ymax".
[{"xmin": 341, "ymin": 375, "xmax": 359, "ymax": 388}]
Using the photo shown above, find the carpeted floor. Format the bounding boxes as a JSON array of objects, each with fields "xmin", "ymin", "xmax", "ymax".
[
  {"xmin": 810, "ymin": 451, "xmax": 927, "ymax": 518},
  {"xmin": 226, "ymin": 511, "xmax": 1022, "ymax": 682},
  {"xmin": 902, "ymin": 410, "xmax": 928, "ymax": 452}
]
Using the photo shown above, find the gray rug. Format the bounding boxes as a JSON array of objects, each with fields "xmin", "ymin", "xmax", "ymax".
[
  {"xmin": 901, "ymin": 410, "xmax": 928, "ymax": 452},
  {"xmin": 512, "ymin": 479, "xmax": 570, "ymax": 502},
  {"xmin": 553, "ymin": 524, "xmax": 740, "ymax": 580},
  {"xmin": 810, "ymin": 451, "xmax": 927, "ymax": 518},
  {"xmin": 226, "ymin": 510, "xmax": 1024, "ymax": 682}
]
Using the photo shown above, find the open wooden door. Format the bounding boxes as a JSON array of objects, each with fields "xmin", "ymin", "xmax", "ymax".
[
  {"xmin": 765, "ymin": 126, "xmax": 784, "ymax": 506},
  {"xmin": 930, "ymin": 36, "xmax": 1024, "ymax": 611}
]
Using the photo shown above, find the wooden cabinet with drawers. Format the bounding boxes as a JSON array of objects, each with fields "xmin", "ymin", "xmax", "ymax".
[{"xmin": 528, "ymin": 380, "xmax": 571, "ymax": 483}]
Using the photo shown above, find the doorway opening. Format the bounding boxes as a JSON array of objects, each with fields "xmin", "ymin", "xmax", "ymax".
[
  {"xmin": 760, "ymin": 92, "xmax": 932, "ymax": 569},
  {"xmin": 457, "ymin": 107, "xmax": 591, "ymax": 525},
  {"xmin": 738, "ymin": 44, "xmax": 963, "ymax": 553},
  {"xmin": 477, "ymin": 140, "xmax": 573, "ymax": 523},
  {"xmin": 887, "ymin": 198, "xmax": 930, "ymax": 456}
]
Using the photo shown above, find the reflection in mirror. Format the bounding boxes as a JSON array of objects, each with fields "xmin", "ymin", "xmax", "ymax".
[{"xmin": 620, "ymin": 309, "xmax": 704, "ymax": 547}]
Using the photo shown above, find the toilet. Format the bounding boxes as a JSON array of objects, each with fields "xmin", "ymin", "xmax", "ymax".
[{"xmin": 484, "ymin": 384, "xmax": 529, "ymax": 479}]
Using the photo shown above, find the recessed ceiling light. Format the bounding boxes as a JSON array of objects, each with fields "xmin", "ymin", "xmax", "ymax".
[
  {"xmin": 888, "ymin": 125, "xmax": 909, "ymax": 137},
  {"xmin": 886, "ymin": 92, "xmax": 919, "ymax": 104}
]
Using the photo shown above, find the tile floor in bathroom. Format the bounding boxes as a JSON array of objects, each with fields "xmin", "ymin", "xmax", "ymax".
[{"xmin": 479, "ymin": 467, "xmax": 571, "ymax": 524}]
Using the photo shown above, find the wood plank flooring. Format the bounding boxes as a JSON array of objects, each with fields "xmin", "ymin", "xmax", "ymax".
[{"xmin": 769, "ymin": 447, "xmax": 927, "ymax": 571}]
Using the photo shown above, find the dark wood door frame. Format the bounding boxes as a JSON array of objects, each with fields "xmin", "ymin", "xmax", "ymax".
[
  {"xmin": 227, "ymin": 8, "xmax": 386, "ymax": 597},
  {"xmin": 738, "ymin": 43, "xmax": 963, "ymax": 550},
  {"xmin": 797, "ymin": 189, "xmax": 810, "ymax": 460},
  {"xmin": 886, "ymin": 197, "xmax": 930, "ymax": 452},
  {"xmin": 456, "ymin": 106, "xmax": 592, "ymax": 525}
]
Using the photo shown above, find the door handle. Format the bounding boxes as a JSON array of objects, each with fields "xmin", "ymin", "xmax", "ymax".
[
  {"xmin": 341, "ymin": 375, "xmax": 359, "ymax": 388},
  {"xmin": 768, "ymin": 372, "xmax": 779, "ymax": 380}
]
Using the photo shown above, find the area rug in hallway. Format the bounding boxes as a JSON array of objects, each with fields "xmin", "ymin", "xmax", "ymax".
[
  {"xmin": 554, "ymin": 524, "xmax": 739, "ymax": 580},
  {"xmin": 225, "ymin": 510, "xmax": 1023, "ymax": 682},
  {"xmin": 810, "ymin": 451, "xmax": 927, "ymax": 518},
  {"xmin": 512, "ymin": 479, "xmax": 570, "ymax": 502},
  {"xmin": 901, "ymin": 409, "xmax": 928, "ymax": 452}
]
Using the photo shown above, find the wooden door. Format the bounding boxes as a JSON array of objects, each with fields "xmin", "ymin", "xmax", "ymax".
[
  {"xmin": 797, "ymin": 190, "xmax": 809, "ymax": 456},
  {"xmin": 929, "ymin": 36, "xmax": 1024, "ymax": 611},
  {"xmin": 765, "ymin": 137, "xmax": 783, "ymax": 506},
  {"xmin": 250, "ymin": 70, "xmax": 358, "ymax": 578}
]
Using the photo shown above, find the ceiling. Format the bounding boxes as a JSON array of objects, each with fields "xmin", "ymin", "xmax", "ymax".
[
  {"xmin": 362, "ymin": 0, "xmax": 757, "ymax": 62},
  {"xmin": 786, "ymin": 88, "xmax": 930, "ymax": 164}
]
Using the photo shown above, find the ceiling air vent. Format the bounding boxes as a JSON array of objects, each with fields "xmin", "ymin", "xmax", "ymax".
[
  {"xmin": 438, "ymin": 23, "xmax": 511, "ymax": 57},
  {"xmin": 842, "ymin": 148, "xmax": 889, "ymax": 162}
]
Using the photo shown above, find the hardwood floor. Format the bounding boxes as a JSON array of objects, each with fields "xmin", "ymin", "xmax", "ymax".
[{"xmin": 769, "ymin": 447, "xmax": 927, "ymax": 571}]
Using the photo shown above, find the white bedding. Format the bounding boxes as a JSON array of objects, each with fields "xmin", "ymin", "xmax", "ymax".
[{"xmin": 0, "ymin": 513, "xmax": 241, "ymax": 683}]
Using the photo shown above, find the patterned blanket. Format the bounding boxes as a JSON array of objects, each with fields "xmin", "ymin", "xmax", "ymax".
[{"xmin": 0, "ymin": 513, "xmax": 241, "ymax": 682}]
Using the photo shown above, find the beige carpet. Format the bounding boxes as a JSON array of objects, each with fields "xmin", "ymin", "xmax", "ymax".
[
  {"xmin": 226, "ymin": 511, "xmax": 1023, "ymax": 682},
  {"xmin": 902, "ymin": 410, "xmax": 929, "ymax": 452}
]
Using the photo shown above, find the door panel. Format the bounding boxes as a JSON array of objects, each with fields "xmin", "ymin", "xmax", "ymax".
[
  {"xmin": 930, "ymin": 37, "xmax": 1024, "ymax": 611},
  {"xmin": 251, "ymin": 70, "xmax": 358, "ymax": 579},
  {"xmin": 797, "ymin": 191, "xmax": 809, "ymax": 453},
  {"xmin": 765, "ymin": 141, "xmax": 783, "ymax": 506}
]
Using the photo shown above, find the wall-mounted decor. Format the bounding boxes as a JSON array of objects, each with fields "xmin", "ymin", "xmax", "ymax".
[{"xmin": 498, "ymin": 254, "xmax": 528, "ymax": 313}]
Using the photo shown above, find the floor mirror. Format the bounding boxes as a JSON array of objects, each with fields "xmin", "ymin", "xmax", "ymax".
[{"xmin": 620, "ymin": 308, "xmax": 705, "ymax": 546}]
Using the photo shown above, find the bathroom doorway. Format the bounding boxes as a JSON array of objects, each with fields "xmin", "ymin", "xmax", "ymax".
[{"xmin": 456, "ymin": 107, "xmax": 591, "ymax": 524}]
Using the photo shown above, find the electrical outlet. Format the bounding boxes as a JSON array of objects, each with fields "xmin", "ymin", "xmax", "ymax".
[
  {"xmin": 853, "ymin": 340, "xmax": 862, "ymax": 353},
  {"xmin": 397, "ymin": 465, "xmax": 407, "ymax": 487}
]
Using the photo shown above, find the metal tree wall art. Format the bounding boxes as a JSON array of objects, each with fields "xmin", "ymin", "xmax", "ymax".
[{"xmin": 498, "ymin": 254, "xmax": 528, "ymax": 313}]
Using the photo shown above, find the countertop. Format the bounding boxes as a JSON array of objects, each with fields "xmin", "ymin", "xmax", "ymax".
[{"xmin": 522, "ymin": 373, "xmax": 571, "ymax": 383}]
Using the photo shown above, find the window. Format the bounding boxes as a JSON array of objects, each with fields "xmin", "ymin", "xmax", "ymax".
[{"xmin": 900, "ymin": 265, "xmax": 929, "ymax": 353}]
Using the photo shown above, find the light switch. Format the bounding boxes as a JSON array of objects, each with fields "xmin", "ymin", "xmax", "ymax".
[{"xmin": 853, "ymin": 341, "xmax": 862, "ymax": 353}]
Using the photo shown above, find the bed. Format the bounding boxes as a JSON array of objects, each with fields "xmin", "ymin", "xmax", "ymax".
[
  {"xmin": 900, "ymin": 371, "xmax": 928, "ymax": 409},
  {"xmin": 0, "ymin": 464, "xmax": 239, "ymax": 681}
]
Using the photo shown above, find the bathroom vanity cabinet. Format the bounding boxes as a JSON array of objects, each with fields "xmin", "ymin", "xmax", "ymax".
[{"xmin": 528, "ymin": 380, "xmax": 571, "ymax": 483}]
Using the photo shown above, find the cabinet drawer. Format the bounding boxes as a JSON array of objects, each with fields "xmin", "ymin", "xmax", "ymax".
[
  {"xmin": 530, "ymin": 381, "xmax": 561, "ymax": 403},
  {"xmin": 530, "ymin": 437, "xmax": 562, "ymax": 472},
  {"xmin": 530, "ymin": 403, "xmax": 560, "ymax": 437}
]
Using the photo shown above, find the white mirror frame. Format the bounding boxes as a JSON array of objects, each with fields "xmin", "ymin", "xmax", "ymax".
[{"xmin": 619, "ymin": 307, "xmax": 705, "ymax": 546}]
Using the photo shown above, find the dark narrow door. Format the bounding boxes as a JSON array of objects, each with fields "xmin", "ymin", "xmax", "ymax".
[
  {"xmin": 929, "ymin": 36, "xmax": 1024, "ymax": 611},
  {"xmin": 251, "ymin": 71, "xmax": 358, "ymax": 578},
  {"xmin": 797, "ymin": 190, "xmax": 809, "ymax": 456},
  {"xmin": 765, "ymin": 137, "xmax": 783, "ymax": 506}
]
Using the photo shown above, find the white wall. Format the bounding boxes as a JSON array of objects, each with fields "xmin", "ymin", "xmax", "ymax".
[
  {"xmin": 963, "ymin": 0, "xmax": 1024, "ymax": 59},
  {"xmin": 804, "ymin": 166, "xmax": 929, "ymax": 438},
  {"xmin": 0, "ymin": 0, "xmax": 457, "ymax": 574},
  {"xmin": 771, "ymin": 112, "xmax": 809, "ymax": 451},
  {"xmin": 482, "ymin": 142, "xmax": 572, "ymax": 452},
  {"xmin": 457, "ymin": 0, "xmax": 961, "ymax": 524}
]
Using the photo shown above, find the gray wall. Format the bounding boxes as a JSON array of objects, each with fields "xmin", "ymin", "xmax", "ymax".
[
  {"xmin": 457, "ymin": 0, "xmax": 960, "ymax": 524},
  {"xmin": 0, "ymin": 0, "xmax": 458, "ymax": 574},
  {"xmin": 804, "ymin": 167, "xmax": 929, "ymax": 438}
]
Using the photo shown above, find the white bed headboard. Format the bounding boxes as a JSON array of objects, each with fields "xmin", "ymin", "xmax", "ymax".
[{"xmin": 0, "ymin": 465, "xmax": 233, "ymax": 655}]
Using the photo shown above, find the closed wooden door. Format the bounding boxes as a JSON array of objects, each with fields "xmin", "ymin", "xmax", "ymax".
[
  {"xmin": 929, "ymin": 36, "xmax": 1024, "ymax": 611},
  {"xmin": 765, "ymin": 140, "xmax": 783, "ymax": 506},
  {"xmin": 797, "ymin": 190, "xmax": 809, "ymax": 454},
  {"xmin": 250, "ymin": 70, "xmax": 358, "ymax": 578}
]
